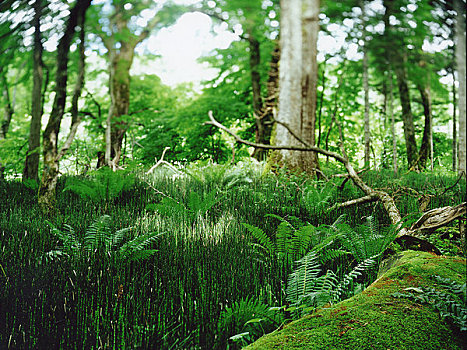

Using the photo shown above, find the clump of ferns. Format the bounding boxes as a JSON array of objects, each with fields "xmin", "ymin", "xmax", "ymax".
[
  {"xmin": 43, "ymin": 215, "xmax": 162, "ymax": 266},
  {"xmin": 244, "ymin": 214, "xmax": 398, "ymax": 318},
  {"xmin": 285, "ymin": 216, "xmax": 398, "ymax": 317},
  {"xmin": 217, "ymin": 296, "xmax": 283, "ymax": 349}
]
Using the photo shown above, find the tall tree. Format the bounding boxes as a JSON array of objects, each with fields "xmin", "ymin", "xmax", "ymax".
[
  {"xmin": 274, "ymin": 0, "xmax": 320, "ymax": 175},
  {"xmin": 361, "ymin": 0, "xmax": 370, "ymax": 169},
  {"xmin": 300, "ymin": 0, "xmax": 320, "ymax": 173},
  {"xmin": 23, "ymin": 0, "xmax": 44, "ymax": 182},
  {"xmin": 38, "ymin": 0, "xmax": 91, "ymax": 211},
  {"xmin": 92, "ymin": 1, "xmax": 183, "ymax": 169},
  {"xmin": 454, "ymin": 0, "xmax": 466, "ymax": 175},
  {"xmin": 383, "ymin": 0, "xmax": 418, "ymax": 169}
]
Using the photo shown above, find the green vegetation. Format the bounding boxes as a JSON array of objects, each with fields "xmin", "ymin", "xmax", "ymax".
[
  {"xmin": 0, "ymin": 168, "xmax": 465, "ymax": 349},
  {"xmin": 246, "ymin": 251, "xmax": 466, "ymax": 350}
]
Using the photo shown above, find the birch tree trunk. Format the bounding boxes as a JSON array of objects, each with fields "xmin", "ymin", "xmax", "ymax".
[
  {"xmin": 274, "ymin": 0, "xmax": 303, "ymax": 169},
  {"xmin": 300, "ymin": 0, "xmax": 320, "ymax": 174},
  {"xmin": 23, "ymin": 0, "xmax": 43, "ymax": 182},
  {"xmin": 455, "ymin": 0, "xmax": 466, "ymax": 176}
]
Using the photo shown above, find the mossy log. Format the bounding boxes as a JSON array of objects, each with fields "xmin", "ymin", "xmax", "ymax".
[{"xmin": 246, "ymin": 251, "xmax": 466, "ymax": 350}]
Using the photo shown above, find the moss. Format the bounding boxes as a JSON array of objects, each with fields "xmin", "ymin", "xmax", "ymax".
[{"xmin": 246, "ymin": 251, "xmax": 466, "ymax": 350}]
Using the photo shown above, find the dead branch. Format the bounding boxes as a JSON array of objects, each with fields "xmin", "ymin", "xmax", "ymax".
[
  {"xmin": 146, "ymin": 147, "xmax": 181, "ymax": 175},
  {"xmin": 206, "ymin": 111, "xmax": 466, "ymax": 254},
  {"xmin": 329, "ymin": 194, "xmax": 379, "ymax": 211}
]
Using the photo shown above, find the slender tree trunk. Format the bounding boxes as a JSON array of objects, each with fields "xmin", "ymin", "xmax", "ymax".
[
  {"xmin": 417, "ymin": 83, "xmax": 432, "ymax": 170},
  {"xmin": 23, "ymin": 0, "xmax": 44, "ymax": 182},
  {"xmin": 452, "ymin": 70, "xmax": 457, "ymax": 172},
  {"xmin": 361, "ymin": 0, "xmax": 370, "ymax": 169},
  {"xmin": 383, "ymin": 0, "xmax": 418, "ymax": 170},
  {"xmin": 388, "ymin": 69, "xmax": 398, "ymax": 174},
  {"xmin": 107, "ymin": 44, "xmax": 134, "ymax": 168},
  {"xmin": 248, "ymin": 31, "xmax": 266, "ymax": 161},
  {"xmin": 394, "ymin": 54, "xmax": 418, "ymax": 170},
  {"xmin": 38, "ymin": 0, "xmax": 91, "ymax": 212},
  {"xmin": 0, "ymin": 70, "xmax": 13, "ymax": 179},
  {"xmin": 455, "ymin": 0, "xmax": 466, "ymax": 176},
  {"xmin": 274, "ymin": 0, "xmax": 303, "ymax": 169},
  {"xmin": 300, "ymin": 0, "xmax": 321, "ymax": 174}
]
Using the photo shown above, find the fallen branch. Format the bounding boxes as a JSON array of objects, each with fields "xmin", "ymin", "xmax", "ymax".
[{"xmin": 206, "ymin": 111, "xmax": 465, "ymax": 254}]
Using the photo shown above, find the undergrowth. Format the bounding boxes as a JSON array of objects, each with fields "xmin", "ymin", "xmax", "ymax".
[{"xmin": 0, "ymin": 165, "xmax": 464, "ymax": 349}]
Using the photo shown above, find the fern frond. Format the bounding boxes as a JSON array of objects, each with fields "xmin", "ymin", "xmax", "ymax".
[
  {"xmin": 243, "ymin": 224, "xmax": 274, "ymax": 254},
  {"xmin": 118, "ymin": 232, "xmax": 163, "ymax": 261},
  {"xmin": 286, "ymin": 251, "xmax": 321, "ymax": 304},
  {"xmin": 331, "ymin": 256, "xmax": 377, "ymax": 302}
]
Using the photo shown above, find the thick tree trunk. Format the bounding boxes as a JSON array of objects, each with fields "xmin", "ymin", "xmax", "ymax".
[
  {"xmin": 38, "ymin": 0, "xmax": 91, "ymax": 212},
  {"xmin": 300, "ymin": 0, "xmax": 320, "ymax": 174},
  {"xmin": 23, "ymin": 0, "xmax": 43, "ymax": 182},
  {"xmin": 455, "ymin": 0, "xmax": 466, "ymax": 176},
  {"xmin": 417, "ymin": 83, "xmax": 432, "ymax": 170},
  {"xmin": 274, "ymin": 0, "xmax": 303, "ymax": 169}
]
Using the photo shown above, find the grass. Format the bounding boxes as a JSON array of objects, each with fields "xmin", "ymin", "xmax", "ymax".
[{"xmin": 0, "ymin": 165, "xmax": 465, "ymax": 349}]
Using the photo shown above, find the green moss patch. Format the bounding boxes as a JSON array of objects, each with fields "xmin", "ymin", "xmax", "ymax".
[{"xmin": 247, "ymin": 251, "xmax": 466, "ymax": 350}]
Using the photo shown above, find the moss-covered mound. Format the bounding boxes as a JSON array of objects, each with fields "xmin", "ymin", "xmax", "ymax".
[{"xmin": 247, "ymin": 251, "xmax": 466, "ymax": 350}]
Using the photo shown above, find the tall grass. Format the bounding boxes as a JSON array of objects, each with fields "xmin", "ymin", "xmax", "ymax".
[{"xmin": 0, "ymin": 166, "xmax": 464, "ymax": 349}]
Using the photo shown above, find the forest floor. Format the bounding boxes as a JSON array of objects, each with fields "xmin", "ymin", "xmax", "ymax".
[{"xmin": 247, "ymin": 250, "xmax": 467, "ymax": 350}]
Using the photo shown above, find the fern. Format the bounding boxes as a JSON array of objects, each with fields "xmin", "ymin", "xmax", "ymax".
[
  {"xmin": 218, "ymin": 296, "xmax": 281, "ymax": 347},
  {"xmin": 392, "ymin": 276, "xmax": 467, "ymax": 331},
  {"xmin": 242, "ymin": 223, "xmax": 274, "ymax": 254},
  {"xmin": 44, "ymin": 216, "xmax": 162, "ymax": 264},
  {"xmin": 285, "ymin": 251, "xmax": 322, "ymax": 304}
]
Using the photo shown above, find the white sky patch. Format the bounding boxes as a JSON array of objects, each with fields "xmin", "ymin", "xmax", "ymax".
[{"xmin": 133, "ymin": 11, "xmax": 238, "ymax": 87}]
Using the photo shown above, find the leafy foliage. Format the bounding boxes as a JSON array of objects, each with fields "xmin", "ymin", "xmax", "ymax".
[
  {"xmin": 217, "ymin": 296, "xmax": 282, "ymax": 348},
  {"xmin": 45, "ymin": 215, "xmax": 161, "ymax": 263},
  {"xmin": 63, "ymin": 168, "xmax": 136, "ymax": 203},
  {"xmin": 392, "ymin": 275, "xmax": 467, "ymax": 331}
]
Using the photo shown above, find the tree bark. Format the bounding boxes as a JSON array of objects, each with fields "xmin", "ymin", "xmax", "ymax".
[
  {"xmin": 0, "ymin": 69, "xmax": 13, "ymax": 179},
  {"xmin": 23, "ymin": 0, "xmax": 44, "ymax": 182},
  {"xmin": 300, "ymin": 0, "xmax": 321, "ymax": 174},
  {"xmin": 417, "ymin": 83, "xmax": 433, "ymax": 170},
  {"xmin": 383, "ymin": 0, "xmax": 418, "ymax": 170},
  {"xmin": 274, "ymin": 0, "xmax": 303, "ymax": 170},
  {"xmin": 248, "ymin": 31, "xmax": 267, "ymax": 161},
  {"xmin": 452, "ymin": 68, "xmax": 457, "ymax": 172},
  {"xmin": 38, "ymin": 0, "xmax": 91, "ymax": 212},
  {"xmin": 388, "ymin": 69, "xmax": 398, "ymax": 174},
  {"xmin": 361, "ymin": 0, "xmax": 370, "ymax": 169},
  {"xmin": 454, "ymin": 0, "xmax": 466, "ymax": 176}
]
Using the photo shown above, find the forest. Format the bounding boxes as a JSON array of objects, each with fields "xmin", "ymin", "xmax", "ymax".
[{"xmin": 0, "ymin": 0, "xmax": 466, "ymax": 349}]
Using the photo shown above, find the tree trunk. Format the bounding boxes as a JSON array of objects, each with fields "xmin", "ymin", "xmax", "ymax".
[
  {"xmin": 388, "ymin": 69, "xmax": 398, "ymax": 174},
  {"xmin": 361, "ymin": 0, "xmax": 370, "ymax": 169},
  {"xmin": 452, "ymin": 69, "xmax": 457, "ymax": 172},
  {"xmin": 417, "ymin": 83, "xmax": 432, "ymax": 170},
  {"xmin": 248, "ymin": 32, "xmax": 267, "ymax": 161},
  {"xmin": 274, "ymin": 0, "xmax": 303, "ymax": 170},
  {"xmin": 383, "ymin": 0, "xmax": 418, "ymax": 170},
  {"xmin": 300, "ymin": 0, "xmax": 320, "ymax": 174},
  {"xmin": 38, "ymin": 0, "xmax": 91, "ymax": 212},
  {"xmin": 107, "ymin": 45, "xmax": 134, "ymax": 168},
  {"xmin": 455, "ymin": 0, "xmax": 466, "ymax": 176},
  {"xmin": 394, "ymin": 55, "xmax": 418, "ymax": 170},
  {"xmin": 23, "ymin": 0, "xmax": 44, "ymax": 182},
  {"xmin": 0, "ymin": 69, "xmax": 13, "ymax": 179}
]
